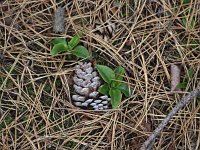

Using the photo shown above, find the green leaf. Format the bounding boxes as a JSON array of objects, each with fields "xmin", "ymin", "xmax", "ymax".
[
  {"xmin": 71, "ymin": 45, "xmax": 90, "ymax": 59},
  {"xmin": 51, "ymin": 38, "xmax": 67, "ymax": 45},
  {"xmin": 186, "ymin": 68, "xmax": 194, "ymax": 80},
  {"xmin": 197, "ymin": 96, "xmax": 200, "ymax": 103},
  {"xmin": 50, "ymin": 43, "xmax": 69, "ymax": 56},
  {"xmin": 112, "ymin": 66, "xmax": 125, "ymax": 87},
  {"xmin": 109, "ymin": 88, "xmax": 122, "ymax": 109},
  {"xmin": 176, "ymin": 82, "xmax": 187, "ymax": 89},
  {"xmin": 190, "ymin": 17, "xmax": 196, "ymax": 29},
  {"xmin": 181, "ymin": 16, "xmax": 195, "ymax": 29},
  {"xmin": 181, "ymin": 16, "xmax": 187, "ymax": 27},
  {"xmin": 191, "ymin": 40, "xmax": 199, "ymax": 49},
  {"xmin": 98, "ymin": 84, "xmax": 110, "ymax": 96},
  {"xmin": 68, "ymin": 34, "xmax": 80, "ymax": 50},
  {"xmin": 182, "ymin": 0, "xmax": 190, "ymax": 4},
  {"xmin": 114, "ymin": 66, "xmax": 125, "ymax": 81},
  {"xmin": 116, "ymin": 83, "xmax": 131, "ymax": 97},
  {"xmin": 96, "ymin": 65, "xmax": 115, "ymax": 84}
]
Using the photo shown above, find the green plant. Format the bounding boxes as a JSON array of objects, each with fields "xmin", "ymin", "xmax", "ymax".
[
  {"xmin": 0, "ymin": 112, "xmax": 13, "ymax": 131},
  {"xmin": 176, "ymin": 67, "xmax": 195, "ymax": 90},
  {"xmin": 197, "ymin": 96, "xmax": 200, "ymax": 103},
  {"xmin": 179, "ymin": 0, "xmax": 199, "ymax": 51},
  {"xmin": 50, "ymin": 34, "xmax": 90, "ymax": 59},
  {"xmin": 190, "ymin": 40, "xmax": 199, "ymax": 49},
  {"xmin": 180, "ymin": 0, "xmax": 195, "ymax": 30},
  {"xmin": 181, "ymin": 11, "xmax": 195, "ymax": 30},
  {"xmin": 182, "ymin": 0, "xmax": 190, "ymax": 4},
  {"xmin": 96, "ymin": 65, "xmax": 131, "ymax": 109}
]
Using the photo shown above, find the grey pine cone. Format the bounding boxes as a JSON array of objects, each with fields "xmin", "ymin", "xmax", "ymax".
[{"xmin": 72, "ymin": 62, "xmax": 110, "ymax": 110}]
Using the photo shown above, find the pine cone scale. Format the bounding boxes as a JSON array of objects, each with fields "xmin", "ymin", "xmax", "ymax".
[{"xmin": 72, "ymin": 62, "xmax": 110, "ymax": 110}]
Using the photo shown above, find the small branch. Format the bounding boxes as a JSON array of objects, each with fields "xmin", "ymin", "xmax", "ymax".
[
  {"xmin": 53, "ymin": 7, "xmax": 65, "ymax": 33},
  {"xmin": 140, "ymin": 86, "xmax": 200, "ymax": 150}
]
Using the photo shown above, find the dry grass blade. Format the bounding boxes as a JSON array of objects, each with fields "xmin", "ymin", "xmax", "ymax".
[{"xmin": 0, "ymin": 0, "xmax": 200, "ymax": 149}]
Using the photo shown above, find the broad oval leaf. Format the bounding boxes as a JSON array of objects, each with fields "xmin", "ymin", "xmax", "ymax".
[
  {"xmin": 98, "ymin": 83, "xmax": 110, "ymax": 96},
  {"xmin": 68, "ymin": 34, "xmax": 80, "ymax": 50},
  {"xmin": 50, "ymin": 43, "xmax": 69, "ymax": 56},
  {"xmin": 51, "ymin": 38, "xmax": 67, "ymax": 45},
  {"xmin": 114, "ymin": 66, "xmax": 125, "ymax": 81},
  {"xmin": 96, "ymin": 65, "xmax": 115, "ymax": 84},
  {"xmin": 72, "ymin": 45, "xmax": 90, "ymax": 59},
  {"xmin": 109, "ymin": 88, "xmax": 122, "ymax": 109},
  {"xmin": 116, "ymin": 83, "xmax": 131, "ymax": 97}
]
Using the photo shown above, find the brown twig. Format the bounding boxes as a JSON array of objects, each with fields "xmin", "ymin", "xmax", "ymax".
[{"xmin": 140, "ymin": 86, "xmax": 200, "ymax": 150}]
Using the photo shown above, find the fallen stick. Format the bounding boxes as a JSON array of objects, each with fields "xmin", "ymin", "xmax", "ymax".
[{"xmin": 140, "ymin": 86, "xmax": 200, "ymax": 150}]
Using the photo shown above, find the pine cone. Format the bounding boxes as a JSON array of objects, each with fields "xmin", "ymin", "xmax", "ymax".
[
  {"xmin": 93, "ymin": 20, "xmax": 116, "ymax": 41},
  {"xmin": 72, "ymin": 62, "xmax": 110, "ymax": 110}
]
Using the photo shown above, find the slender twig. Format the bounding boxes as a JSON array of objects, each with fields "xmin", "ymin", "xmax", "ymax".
[{"xmin": 140, "ymin": 86, "xmax": 200, "ymax": 150}]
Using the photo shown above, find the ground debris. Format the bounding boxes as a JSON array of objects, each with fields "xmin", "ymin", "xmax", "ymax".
[
  {"xmin": 171, "ymin": 64, "xmax": 181, "ymax": 91},
  {"xmin": 140, "ymin": 86, "xmax": 200, "ymax": 150},
  {"xmin": 53, "ymin": 7, "xmax": 65, "ymax": 33}
]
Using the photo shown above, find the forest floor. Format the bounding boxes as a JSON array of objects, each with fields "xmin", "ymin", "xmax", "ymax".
[{"xmin": 0, "ymin": 0, "xmax": 200, "ymax": 150}]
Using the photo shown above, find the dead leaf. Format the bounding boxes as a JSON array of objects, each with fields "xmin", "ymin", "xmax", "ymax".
[
  {"xmin": 139, "ymin": 118, "xmax": 152, "ymax": 133},
  {"xmin": 170, "ymin": 64, "xmax": 181, "ymax": 91}
]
